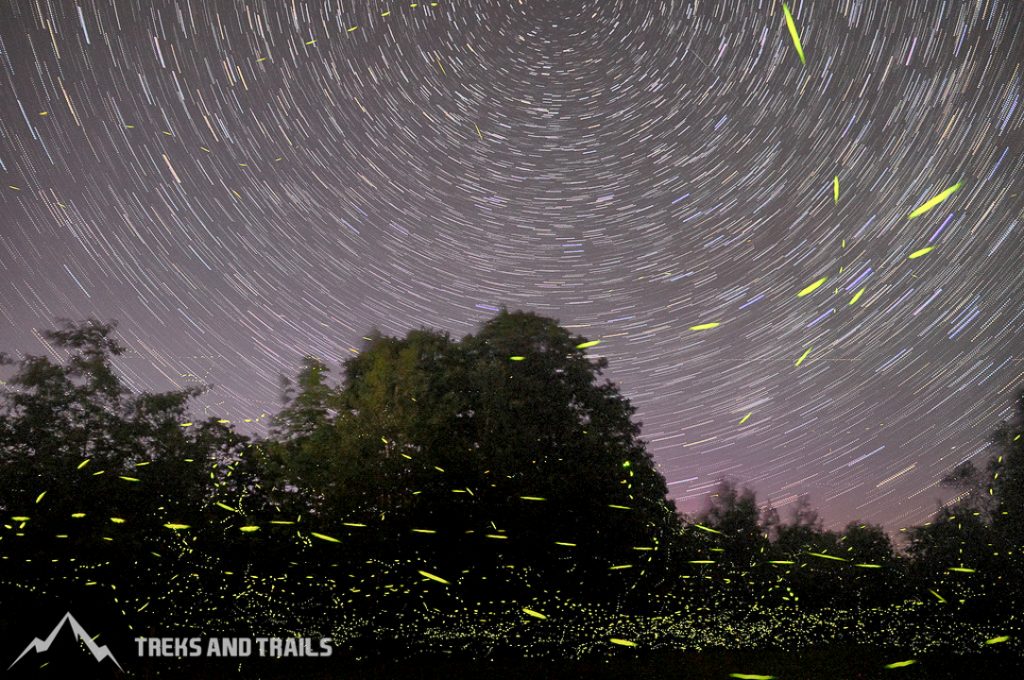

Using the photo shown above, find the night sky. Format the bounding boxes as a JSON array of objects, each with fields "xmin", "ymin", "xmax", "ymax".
[{"xmin": 1, "ymin": 0, "xmax": 1022, "ymax": 532}]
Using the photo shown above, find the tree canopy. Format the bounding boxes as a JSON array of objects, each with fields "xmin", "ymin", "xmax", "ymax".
[{"xmin": 262, "ymin": 310, "xmax": 681, "ymax": 592}]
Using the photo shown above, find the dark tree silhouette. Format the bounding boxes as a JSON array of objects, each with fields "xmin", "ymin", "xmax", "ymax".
[
  {"xmin": 0, "ymin": 319, "xmax": 262, "ymax": 645},
  {"xmin": 903, "ymin": 387, "xmax": 1024, "ymax": 614},
  {"xmin": 836, "ymin": 521, "xmax": 904, "ymax": 606},
  {"xmin": 272, "ymin": 355, "xmax": 335, "ymax": 441},
  {"xmin": 696, "ymin": 479, "xmax": 767, "ymax": 569},
  {"xmin": 263, "ymin": 310, "xmax": 682, "ymax": 596},
  {"xmin": 988, "ymin": 389, "xmax": 1024, "ymax": 547}
]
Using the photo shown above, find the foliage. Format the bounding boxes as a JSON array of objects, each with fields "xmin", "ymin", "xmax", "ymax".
[
  {"xmin": 262, "ymin": 311, "xmax": 682, "ymax": 596},
  {"xmin": 0, "ymin": 315, "xmax": 1021, "ymax": 667}
]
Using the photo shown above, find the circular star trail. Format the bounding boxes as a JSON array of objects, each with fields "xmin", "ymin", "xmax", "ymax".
[{"xmin": 1, "ymin": 0, "xmax": 1023, "ymax": 531}]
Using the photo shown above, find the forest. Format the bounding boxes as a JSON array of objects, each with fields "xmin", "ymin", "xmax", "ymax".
[{"xmin": 0, "ymin": 311, "xmax": 1021, "ymax": 678}]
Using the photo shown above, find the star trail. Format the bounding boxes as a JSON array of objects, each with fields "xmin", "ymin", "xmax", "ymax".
[{"xmin": 1, "ymin": 0, "xmax": 1023, "ymax": 533}]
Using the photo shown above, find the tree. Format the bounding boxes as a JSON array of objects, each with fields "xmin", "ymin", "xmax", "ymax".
[
  {"xmin": 773, "ymin": 494, "xmax": 827, "ymax": 556},
  {"xmin": 938, "ymin": 460, "xmax": 994, "ymax": 519},
  {"xmin": 270, "ymin": 310, "xmax": 682, "ymax": 595},
  {"xmin": 696, "ymin": 479, "xmax": 766, "ymax": 568},
  {"xmin": 836, "ymin": 522, "xmax": 903, "ymax": 606},
  {"xmin": 0, "ymin": 320, "xmax": 260, "ymax": 629},
  {"xmin": 271, "ymin": 355, "xmax": 336, "ymax": 441},
  {"xmin": 988, "ymin": 388, "xmax": 1024, "ymax": 545},
  {"xmin": 465, "ymin": 311, "xmax": 683, "ymax": 595},
  {"xmin": 259, "ymin": 355, "xmax": 342, "ymax": 514},
  {"xmin": 905, "ymin": 387, "xmax": 1024, "ymax": 611},
  {"xmin": 767, "ymin": 494, "xmax": 847, "ymax": 608}
]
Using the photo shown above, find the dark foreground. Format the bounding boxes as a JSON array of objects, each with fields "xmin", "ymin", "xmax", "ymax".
[{"xmin": 125, "ymin": 646, "xmax": 1021, "ymax": 679}]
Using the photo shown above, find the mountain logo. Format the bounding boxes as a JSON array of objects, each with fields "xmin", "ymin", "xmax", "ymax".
[{"xmin": 8, "ymin": 612, "xmax": 123, "ymax": 672}]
